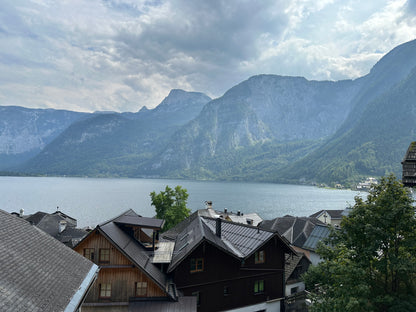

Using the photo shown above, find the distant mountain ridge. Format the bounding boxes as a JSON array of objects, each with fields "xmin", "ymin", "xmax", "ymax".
[
  {"xmin": 3, "ymin": 39, "xmax": 416, "ymax": 185},
  {"xmin": 17, "ymin": 89, "xmax": 211, "ymax": 176}
]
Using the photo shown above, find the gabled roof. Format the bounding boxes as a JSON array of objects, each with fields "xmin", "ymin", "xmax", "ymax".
[
  {"xmin": 112, "ymin": 209, "xmax": 164, "ymax": 229},
  {"xmin": 259, "ymin": 216, "xmax": 324, "ymax": 248},
  {"xmin": 309, "ymin": 210, "xmax": 344, "ymax": 220},
  {"xmin": 22, "ymin": 210, "xmax": 88, "ymax": 247},
  {"xmin": 285, "ymin": 252, "xmax": 311, "ymax": 282},
  {"xmin": 0, "ymin": 210, "xmax": 99, "ymax": 312},
  {"xmin": 78, "ymin": 209, "xmax": 175, "ymax": 300},
  {"xmin": 302, "ymin": 224, "xmax": 331, "ymax": 251},
  {"xmin": 167, "ymin": 215, "xmax": 295, "ymax": 273}
]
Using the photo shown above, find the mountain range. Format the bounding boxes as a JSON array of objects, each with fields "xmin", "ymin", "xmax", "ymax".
[{"xmin": 2, "ymin": 39, "xmax": 416, "ymax": 186}]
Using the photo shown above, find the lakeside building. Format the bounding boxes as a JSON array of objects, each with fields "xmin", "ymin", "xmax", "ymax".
[
  {"xmin": 73, "ymin": 208, "xmax": 296, "ymax": 312},
  {"xmin": 18, "ymin": 209, "xmax": 89, "ymax": 247},
  {"xmin": 162, "ymin": 214, "xmax": 296, "ymax": 312},
  {"xmin": 0, "ymin": 209, "xmax": 99, "ymax": 311},
  {"xmin": 73, "ymin": 209, "xmax": 196, "ymax": 312}
]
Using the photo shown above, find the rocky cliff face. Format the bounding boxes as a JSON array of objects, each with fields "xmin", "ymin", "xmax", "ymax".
[
  {"xmin": 144, "ymin": 74, "xmax": 361, "ymax": 174},
  {"xmin": 18, "ymin": 90, "xmax": 211, "ymax": 176},
  {"xmin": 0, "ymin": 107, "xmax": 87, "ymax": 169}
]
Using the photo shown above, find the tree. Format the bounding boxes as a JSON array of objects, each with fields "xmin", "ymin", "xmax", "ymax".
[
  {"xmin": 304, "ymin": 174, "xmax": 416, "ymax": 312},
  {"xmin": 150, "ymin": 185, "xmax": 191, "ymax": 232}
]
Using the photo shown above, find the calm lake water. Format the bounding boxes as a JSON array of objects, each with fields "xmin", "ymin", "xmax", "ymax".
[{"xmin": 0, "ymin": 176, "xmax": 364, "ymax": 228}]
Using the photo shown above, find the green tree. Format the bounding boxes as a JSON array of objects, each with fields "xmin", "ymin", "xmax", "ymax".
[
  {"xmin": 150, "ymin": 185, "xmax": 190, "ymax": 231},
  {"xmin": 304, "ymin": 174, "xmax": 416, "ymax": 312}
]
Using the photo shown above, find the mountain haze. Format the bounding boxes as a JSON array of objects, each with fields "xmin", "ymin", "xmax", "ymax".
[
  {"xmin": 0, "ymin": 107, "xmax": 87, "ymax": 170},
  {"xmin": 19, "ymin": 90, "xmax": 211, "ymax": 176},
  {"xmin": 4, "ymin": 39, "xmax": 416, "ymax": 185}
]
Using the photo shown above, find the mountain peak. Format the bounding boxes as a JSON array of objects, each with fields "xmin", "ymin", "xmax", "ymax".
[{"xmin": 155, "ymin": 89, "xmax": 211, "ymax": 113}]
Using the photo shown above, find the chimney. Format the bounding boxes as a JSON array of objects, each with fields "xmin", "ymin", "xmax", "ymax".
[
  {"xmin": 237, "ymin": 210, "xmax": 241, "ymax": 216},
  {"xmin": 224, "ymin": 208, "xmax": 227, "ymax": 214},
  {"xmin": 19, "ymin": 208, "xmax": 24, "ymax": 217},
  {"xmin": 205, "ymin": 201, "xmax": 213, "ymax": 209},
  {"xmin": 59, "ymin": 220, "xmax": 67, "ymax": 233},
  {"xmin": 215, "ymin": 218, "xmax": 222, "ymax": 238}
]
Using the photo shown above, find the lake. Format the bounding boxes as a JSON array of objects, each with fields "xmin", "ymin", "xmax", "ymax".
[{"xmin": 0, "ymin": 176, "xmax": 363, "ymax": 227}]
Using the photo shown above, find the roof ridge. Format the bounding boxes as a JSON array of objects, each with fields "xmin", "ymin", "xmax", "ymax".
[
  {"xmin": 98, "ymin": 208, "xmax": 136, "ymax": 226},
  {"xmin": 201, "ymin": 215, "xmax": 274, "ymax": 233}
]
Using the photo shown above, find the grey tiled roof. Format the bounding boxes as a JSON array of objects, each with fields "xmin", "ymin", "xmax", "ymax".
[
  {"xmin": 309, "ymin": 210, "xmax": 344, "ymax": 219},
  {"xmin": 22, "ymin": 211, "xmax": 88, "ymax": 247},
  {"xmin": 0, "ymin": 209, "xmax": 98, "ymax": 312},
  {"xmin": 285, "ymin": 253, "xmax": 310, "ymax": 282},
  {"xmin": 167, "ymin": 216, "xmax": 294, "ymax": 273}
]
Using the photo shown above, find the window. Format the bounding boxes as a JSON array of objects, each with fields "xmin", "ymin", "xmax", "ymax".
[
  {"xmin": 83, "ymin": 248, "xmax": 94, "ymax": 261},
  {"xmin": 223, "ymin": 286, "xmax": 230, "ymax": 296},
  {"xmin": 99, "ymin": 283, "xmax": 111, "ymax": 298},
  {"xmin": 135, "ymin": 282, "xmax": 148, "ymax": 297},
  {"xmin": 99, "ymin": 248, "xmax": 110, "ymax": 263},
  {"xmin": 255, "ymin": 250, "xmax": 265, "ymax": 264},
  {"xmin": 254, "ymin": 280, "xmax": 264, "ymax": 294},
  {"xmin": 190, "ymin": 258, "xmax": 204, "ymax": 272},
  {"xmin": 290, "ymin": 286, "xmax": 299, "ymax": 295},
  {"xmin": 192, "ymin": 291, "xmax": 200, "ymax": 306}
]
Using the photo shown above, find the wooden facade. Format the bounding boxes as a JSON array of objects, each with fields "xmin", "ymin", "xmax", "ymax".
[
  {"xmin": 74, "ymin": 229, "xmax": 167, "ymax": 307},
  {"xmin": 172, "ymin": 237, "xmax": 286, "ymax": 312}
]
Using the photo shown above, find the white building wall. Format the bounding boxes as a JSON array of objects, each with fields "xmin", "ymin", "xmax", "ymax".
[{"xmin": 224, "ymin": 298, "xmax": 282, "ymax": 312}]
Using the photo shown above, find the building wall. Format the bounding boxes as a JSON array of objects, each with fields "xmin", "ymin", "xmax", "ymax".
[
  {"xmin": 172, "ymin": 236, "xmax": 286, "ymax": 312},
  {"xmin": 74, "ymin": 230, "xmax": 166, "ymax": 305}
]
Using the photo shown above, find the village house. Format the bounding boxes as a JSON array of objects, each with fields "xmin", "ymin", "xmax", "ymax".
[
  {"xmin": 18, "ymin": 209, "xmax": 89, "ymax": 247},
  {"xmin": 402, "ymin": 141, "xmax": 416, "ymax": 187},
  {"xmin": 0, "ymin": 209, "xmax": 99, "ymax": 312},
  {"xmin": 284, "ymin": 253, "xmax": 311, "ymax": 312},
  {"xmin": 309, "ymin": 209, "xmax": 344, "ymax": 227},
  {"xmin": 198, "ymin": 201, "xmax": 263, "ymax": 226},
  {"xmin": 162, "ymin": 214, "xmax": 296, "ymax": 312},
  {"xmin": 73, "ymin": 209, "xmax": 196, "ymax": 312}
]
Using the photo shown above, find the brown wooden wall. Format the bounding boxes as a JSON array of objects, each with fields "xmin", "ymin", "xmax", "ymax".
[
  {"xmin": 74, "ymin": 230, "xmax": 167, "ymax": 303},
  {"xmin": 172, "ymin": 236, "xmax": 286, "ymax": 312}
]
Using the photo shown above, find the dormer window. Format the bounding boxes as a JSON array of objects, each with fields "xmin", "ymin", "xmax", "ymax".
[{"xmin": 255, "ymin": 250, "xmax": 265, "ymax": 264}]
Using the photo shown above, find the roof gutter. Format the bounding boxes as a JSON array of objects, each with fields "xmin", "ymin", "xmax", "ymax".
[{"xmin": 64, "ymin": 263, "xmax": 100, "ymax": 312}]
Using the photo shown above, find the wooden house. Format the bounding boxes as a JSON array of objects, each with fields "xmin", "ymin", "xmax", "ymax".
[
  {"xmin": 402, "ymin": 141, "xmax": 416, "ymax": 187},
  {"xmin": 163, "ymin": 215, "xmax": 296, "ymax": 312},
  {"xmin": 74, "ymin": 209, "xmax": 196, "ymax": 312}
]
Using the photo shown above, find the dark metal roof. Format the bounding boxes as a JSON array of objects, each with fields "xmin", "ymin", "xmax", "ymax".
[
  {"xmin": 167, "ymin": 215, "xmax": 295, "ymax": 273},
  {"xmin": 113, "ymin": 209, "xmax": 164, "ymax": 229},
  {"xmin": 0, "ymin": 209, "xmax": 99, "ymax": 312},
  {"xmin": 128, "ymin": 296, "xmax": 197, "ymax": 312},
  {"xmin": 259, "ymin": 216, "xmax": 324, "ymax": 248},
  {"xmin": 98, "ymin": 221, "xmax": 175, "ymax": 299},
  {"xmin": 302, "ymin": 224, "xmax": 331, "ymax": 251}
]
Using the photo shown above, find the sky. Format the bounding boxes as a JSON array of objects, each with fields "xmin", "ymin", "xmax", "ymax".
[{"xmin": 0, "ymin": 0, "xmax": 416, "ymax": 113}]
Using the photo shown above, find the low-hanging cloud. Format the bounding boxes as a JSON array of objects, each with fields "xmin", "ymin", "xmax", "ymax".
[{"xmin": 0, "ymin": 0, "xmax": 415, "ymax": 112}]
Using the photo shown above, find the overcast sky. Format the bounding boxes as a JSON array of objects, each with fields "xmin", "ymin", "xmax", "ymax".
[{"xmin": 1, "ymin": 0, "xmax": 415, "ymax": 113}]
